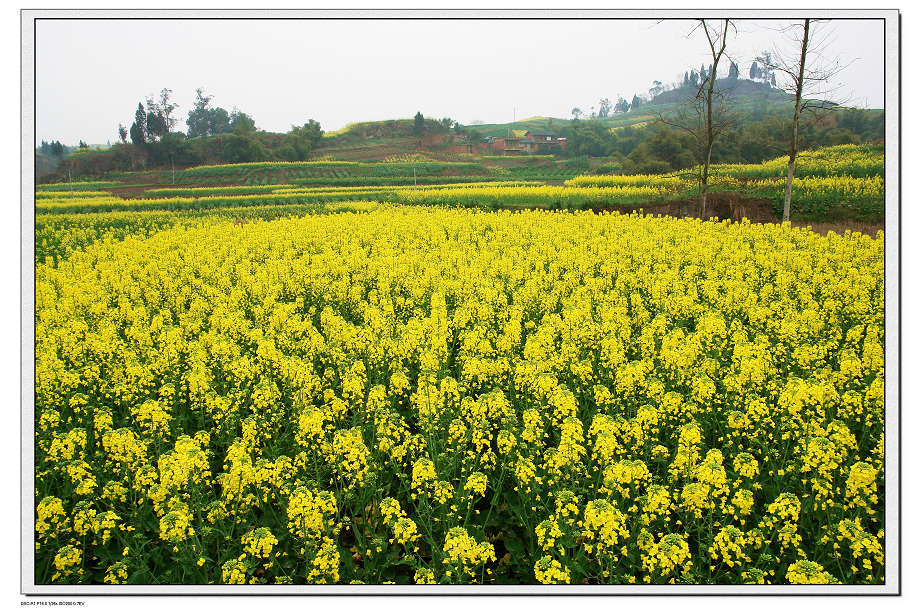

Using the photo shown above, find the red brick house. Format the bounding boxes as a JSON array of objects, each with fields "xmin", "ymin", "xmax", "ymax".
[{"xmin": 525, "ymin": 130, "xmax": 566, "ymax": 151}]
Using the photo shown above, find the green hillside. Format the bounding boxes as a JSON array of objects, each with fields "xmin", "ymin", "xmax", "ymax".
[
  {"xmin": 462, "ymin": 79, "xmax": 834, "ymax": 137},
  {"xmin": 39, "ymin": 77, "xmax": 882, "ymax": 182}
]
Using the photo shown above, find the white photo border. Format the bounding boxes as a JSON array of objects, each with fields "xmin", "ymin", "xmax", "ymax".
[{"xmin": 20, "ymin": 7, "xmax": 901, "ymax": 596}]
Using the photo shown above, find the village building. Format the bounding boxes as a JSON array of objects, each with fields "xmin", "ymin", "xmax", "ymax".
[{"xmin": 488, "ymin": 130, "xmax": 566, "ymax": 155}]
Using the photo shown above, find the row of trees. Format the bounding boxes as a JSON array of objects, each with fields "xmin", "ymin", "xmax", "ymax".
[
  {"xmin": 42, "ymin": 88, "xmax": 326, "ymax": 179},
  {"xmin": 37, "ymin": 140, "xmax": 68, "ymax": 158},
  {"xmin": 110, "ymin": 88, "xmax": 325, "ymax": 172},
  {"xmin": 119, "ymin": 88, "xmax": 258, "ymax": 147},
  {"xmin": 572, "ymin": 94, "xmax": 644, "ymax": 120},
  {"xmin": 679, "ymin": 59, "xmax": 772, "ymax": 88}
]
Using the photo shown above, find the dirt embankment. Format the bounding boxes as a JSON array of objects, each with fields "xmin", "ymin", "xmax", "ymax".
[
  {"xmin": 589, "ymin": 193, "xmax": 884, "ymax": 236},
  {"xmin": 106, "ymin": 181, "xmax": 247, "ymax": 199},
  {"xmin": 588, "ymin": 193, "xmax": 776, "ymax": 222}
]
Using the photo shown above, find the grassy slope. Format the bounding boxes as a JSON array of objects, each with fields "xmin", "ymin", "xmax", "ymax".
[{"xmin": 311, "ymin": 80, "xmax": 817, "ymax": 158}]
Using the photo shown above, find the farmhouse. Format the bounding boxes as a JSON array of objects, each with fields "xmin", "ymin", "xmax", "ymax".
[{"xmin": 488, "ymin": 130, "xmax": 567, "ymax": 155}]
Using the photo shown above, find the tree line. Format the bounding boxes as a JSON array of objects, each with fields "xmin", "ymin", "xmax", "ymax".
[{"xmin": 43, "ymin": 88, "xmax": 325, "ymax": 180}]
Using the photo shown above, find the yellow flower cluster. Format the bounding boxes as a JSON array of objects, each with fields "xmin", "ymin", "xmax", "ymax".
[
  {"xmin": 242, "ymin": 527, "xmax": 279, "ymax": 558},
  {"xmin": 785, "ymin": 559, "xmax": 840, "ymax": 584},
  {"xmin": 534, "ymin": 555, "xmax": 571, "ymax": 584},
  {"xmin": 639, "ymin": 531, "xmax": 692, "ymax": 579},
  {"xmin": 379, "ymin": 498, "xmax": 420, "ymax": 546},
  {"xmin": 34, "ymin": 205, "xmax": 884, "ymax": 585},
  {"xmin": 442, "ymin": 527, "xmax": 496, "ymax": 582}
]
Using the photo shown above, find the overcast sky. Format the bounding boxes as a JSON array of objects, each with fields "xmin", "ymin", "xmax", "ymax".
[{"xmin": 35, "ymin": 18, "xmax": 885, "ymax": 146}]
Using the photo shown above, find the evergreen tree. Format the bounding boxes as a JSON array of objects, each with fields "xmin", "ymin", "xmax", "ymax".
[
  {"xmin": 131, "ymin": 102, "xmax": 147, "ymax": 145},
  {"xmin": 728, "ymin": 61, "xmax": 739, "ymax": 79}
]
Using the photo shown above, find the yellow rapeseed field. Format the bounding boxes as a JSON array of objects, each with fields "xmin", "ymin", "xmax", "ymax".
[{"xmin": 34, "ymin": 205, "xmax": 884, "ymax": 586}]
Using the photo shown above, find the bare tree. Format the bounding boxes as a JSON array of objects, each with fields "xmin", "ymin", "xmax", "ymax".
[
  {"xmin": 757, "ymin": 19, "xmax": 847, "ymax": 222},
  {"xmin": 696, "ymin": 19, "xmax": 733, "ymax": 217},
  {"xmin": 656, "ymin": 19, "xmax": 736, "ymax": 217}
]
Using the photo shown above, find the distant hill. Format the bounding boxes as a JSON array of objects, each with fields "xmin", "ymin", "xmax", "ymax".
[
  {"xmin": 649, "ymin": 77, "xmax": 792, "ymax": 105},
  {"xmin": 41, "ymin": 77, "xmax": 881, "ymax": 180},
  {"xmin": 460, "ymin": 79, "xmax": 823, "ymax": 138}
]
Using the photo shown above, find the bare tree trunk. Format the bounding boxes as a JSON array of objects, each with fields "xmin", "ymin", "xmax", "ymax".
[
  {"xmin": 783, "ymin": 19, "xmax": 810, "ymax": 223},
  {"xmin": 701, "ymin": 128, "xmax": 714, "ymax": 218},
  {"xmin": 700, "ymin": 19, "xmax": 729, "ymax": 219}
]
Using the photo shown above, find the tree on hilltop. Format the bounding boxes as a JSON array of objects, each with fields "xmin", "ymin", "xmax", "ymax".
[
  {"xmin": 230, "ymin": 109, "xmax": 257, "ymax": 134},
  {"xmin": 187, "ymin": 88, "xmax": 232, "ymax": 138},
  {"xmin": 598, "ymin": 98, "xmax": 612, "ymax": 118},
  {"xmin": 158, "ymin": 88, "xmax": 179, "ymax": 133},
  {"xmin": 728, "ymin": 60, "xmax": 739, "ymax": 79},
  {"xmin": 280, "ymin": 120, "xmax": 324, "ymax": 161}
]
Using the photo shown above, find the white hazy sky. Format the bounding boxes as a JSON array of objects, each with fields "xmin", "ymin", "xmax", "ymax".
[{"xmin": 35, "ymin": 18, "xmax": 885, "ymax": 145}]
